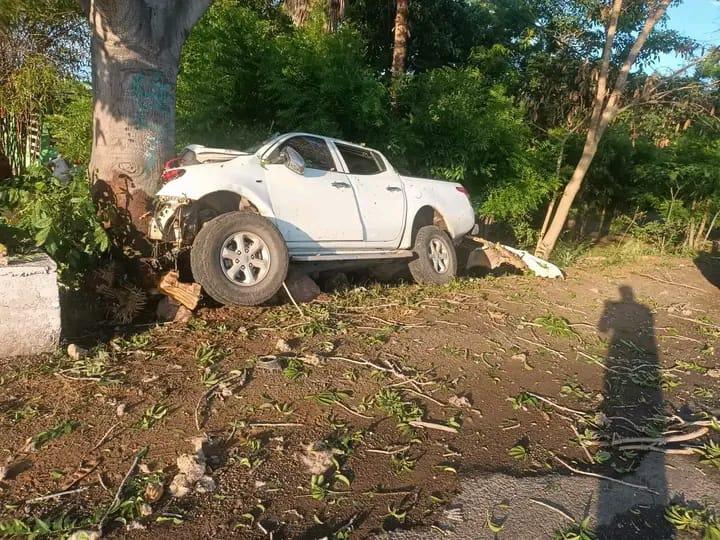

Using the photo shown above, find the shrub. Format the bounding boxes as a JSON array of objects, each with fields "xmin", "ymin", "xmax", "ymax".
[{"xmin": 0, "ymin": 166, "xmax": 108, "ymax": 285}]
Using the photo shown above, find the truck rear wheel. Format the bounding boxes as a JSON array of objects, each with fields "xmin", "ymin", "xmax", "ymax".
[
  {"xmin": 191, "ymin": 212, "xmax": 289, "ymax": 306},
  {"xmin": 408, "ymin": 225, "xmax": 457, "ymax": 285}
]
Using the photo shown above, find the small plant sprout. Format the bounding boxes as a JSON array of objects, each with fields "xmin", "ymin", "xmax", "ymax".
[
  {"xmin": 194, "ymin": 342, "xmax": 224, "ymax": 368},
  {"xmin": 508, "ymin": 444, "xmax": 528, "ymax": 461},
  {"xmin": 665, "ymin": 504, "xmax": 720, "ymax": 537},
  {"xmin": 137, "ymin": 404, "xmax": 169, "ymax": 429},
  {"xmin": 553, "ymin": 517, "xmax": 596, "ymax": 540},
  {"xmin": 507, "ymin": 392, "xmax": 540, "ymax": 411},
  {"xmin": 560, "ymin": 380, "xmax": 592, "ymax": 400},
  {"xmin": 310, "ymin": 474, "xmax": 330, "ymax": 501},
  {"xmin": 695, "ymin": 441, "xmax": 720, "ymax": 469},
  {"xmin": 283, "ymin": 358, "xmax": 306, "ymax": 381},
  {"xmin": 391, "ymin": 453, "xmax": 416, "ymax": 476},
  {"xmin": 27, "ymin": 420, "xmax": 79, "ymax": 450},
  {"xmin": 533, "ymin": 314, "xmax": 575, "ymax": 338}
]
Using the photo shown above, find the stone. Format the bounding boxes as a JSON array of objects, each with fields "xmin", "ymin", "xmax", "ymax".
[
  {"xmin": 156, "ymin": 296, "xmax": 192, "ymax": 323},
  {"xmin": 275, "ymin": 338, "xmax": 292, "ymax": 353},
  {"xmin": 321, "ymin": 271, "xmax": 350, "ymax": 292},
  {"xmin": 195, "ymin": 475, "xmax": 216, "ymax": 493},
  {"xmin": 283, "ymin": 269, "xmax": 321, "ymax": 303},
  {"xmin": 0, "ymin": 253, "xmax": 61, "ymax": 357},
  {"xmin": 169, "ymin": 473, "xmax": 192, "ymax": 498},
  {"xmin": 176, "ymin": 453, "xmax": 206, "ymax": 484},
  {"xmin": 301, "ymin": 442, "xmax": 336, "ymax": 475},
  {"xmin": 67, "ymin": 343, "xmax": 88, "ymax": 361}
]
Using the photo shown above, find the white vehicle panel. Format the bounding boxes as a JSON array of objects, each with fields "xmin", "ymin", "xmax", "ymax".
[
  {"xmin": 264, "ymin": 163, "xmax": 364, "ymax": 243},
  {"xmin": 331, "ymin": 141, "xmax": 406, "ymax": 245}
]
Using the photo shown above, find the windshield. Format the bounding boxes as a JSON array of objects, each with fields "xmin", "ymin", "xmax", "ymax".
[{"xmin": 243, "ymin": 133, "xmax": 279, "ymax": 154}]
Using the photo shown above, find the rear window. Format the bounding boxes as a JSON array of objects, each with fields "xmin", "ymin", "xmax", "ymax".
[{"xmin": 336, "ymin": 143, "xmax": 386, "ymax": 175}]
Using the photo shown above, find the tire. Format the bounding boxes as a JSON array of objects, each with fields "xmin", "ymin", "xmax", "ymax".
[
  {"xmin": 190, "ymin": 212, "xmax": 289, "ymax": 306},
  {"xmin": 408, "ymin": 225, "xmax": 457, "ymax": 285}
]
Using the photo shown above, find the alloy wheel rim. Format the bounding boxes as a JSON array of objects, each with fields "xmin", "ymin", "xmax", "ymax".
[
  {"xmin": 220, "ymin": 231, "xmax": 271, "ymax": 286},
  {"xmin": 428, "ymin": 238, "xmax": 450, "ymax": 274}
]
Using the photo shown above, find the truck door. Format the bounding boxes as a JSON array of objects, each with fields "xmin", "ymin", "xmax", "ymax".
[
  {"xmin": 333, "ymin": 142, "xmax": 406, "ymax": 244},
  {"xmin": 264, "ymin": 135, "xmax": 363, "ymax": 244}
]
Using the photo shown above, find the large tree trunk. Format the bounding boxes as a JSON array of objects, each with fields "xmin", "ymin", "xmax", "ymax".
[
  {"xmin": 391, "ymin": 0, "xmax": 409, "ymax": 80},
  {"xmin": 284, "ymin": 0, "xmax": 346, "ymax": 31},
  {"xmin": 82, "ymin": 0, "xmax": 212, "ymax": 252},
  {"xmin": 284, "ymin": 0, "xmax": 312, "ymax": 27}
]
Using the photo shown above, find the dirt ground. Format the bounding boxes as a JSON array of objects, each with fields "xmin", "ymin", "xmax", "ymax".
[{"xmin": 0, "ymin": 253, "xmax": 718, "ymax": 539}]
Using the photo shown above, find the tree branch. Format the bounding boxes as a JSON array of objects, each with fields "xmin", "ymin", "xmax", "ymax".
[
  {"xmin": 604, "ymin": 0, "xmax": 673, "ymax": 117},
  {"xmin": 591, "ymin": 0, "xmax": 623, "ymax": 133}
]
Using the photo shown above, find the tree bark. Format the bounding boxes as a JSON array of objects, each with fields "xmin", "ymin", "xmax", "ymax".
[
  {"xmin": 391, "ymin": 0, "xmax": 409, "ymax": 80},
  {"xmin": 284, "ymin": 0, "xmax": 312, "ymax": 27},
  {"xmin": 535, "ymin": 0, "xmax": 672, "ymax": 259},
  {"xmin": 84, "ymin": 0, "xmax": 212, "ymax": 252}
]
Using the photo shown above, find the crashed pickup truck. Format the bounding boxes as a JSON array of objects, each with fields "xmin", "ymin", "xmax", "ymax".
[{"xmin": 150, "ymin": 132, "xmax": 477, "ymax": 306}]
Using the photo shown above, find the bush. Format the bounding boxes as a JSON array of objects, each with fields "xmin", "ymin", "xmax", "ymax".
[
  {"xmin": 46, "ymin": 81, "xmax": 92, "ymax": 164},
  {"xmin": 0, "ymin": 166, "xmax": 108, "ymax": 285},
  {"xmin": 390, "ymin": 66, "xmax": 554, "ymax": 226}
]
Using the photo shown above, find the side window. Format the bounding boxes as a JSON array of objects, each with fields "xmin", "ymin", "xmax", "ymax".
[
  {"xmin": 336, "ymin": 143, "xmax": 386, "ymax": 175},
  {"xmin": 268, "ymin": 136, "xmax": 335, "ymax": 171}
]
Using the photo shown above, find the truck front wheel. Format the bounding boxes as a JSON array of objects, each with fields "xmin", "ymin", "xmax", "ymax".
[
  {"xmin": 190, "ymin": 212, "xmax": 289, "ymax": 306},
  {"xmin": 408, "ymin": 225, "xmax": 457, "ymax": 285}
]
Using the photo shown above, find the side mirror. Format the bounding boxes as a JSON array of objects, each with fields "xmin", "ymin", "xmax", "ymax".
[{"xmin": 281, "ymin": 147, "xmax": 305, "ymax": 175}]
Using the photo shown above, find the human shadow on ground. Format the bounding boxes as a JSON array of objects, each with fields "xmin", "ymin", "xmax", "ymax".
[
  {"xmin": 596, "ymin": 286, "xmax": 673, "ymax": 539},
  {"xmin": 694, "ymin": 247, "xmax": 720, "ymax": 290}
]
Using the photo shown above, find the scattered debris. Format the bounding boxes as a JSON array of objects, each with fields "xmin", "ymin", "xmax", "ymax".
[
  {"xmin": 60, "ymin": 459, "xmax": 99, "ymax": 490},
  {"xmin": 195, "ymin": 369, "xmax": 248, "ymax": 430},
  {"xmin": 299, "ymin": 353, "xmax": 322, "ymax": 367},
  {"xmin": 170, "ymin": 438, "xmax": 216, "ymax": 498},
  {"xmin": 465, "ymin": 236, "xmax": 564, "ymax": 278},
  {"xmin": 67, "ymin": 343, "xmax": 88, "ymax": 361},
  {"xmin": 158, "ymin": 270, "xmax": 201, "ymax": 311},
  {"xmin": 301, "ymin": 442, "xmax": 336, "ymax": 475},
  {"xmin": 257, "ymin": 355, "xmax": 283, "ymax": 371},
  {"xmin": 275, "ymin": 338, "xmax": 292, "ymax": 353},
  {"xmin": 156, "ymin": 296, "xmax": 193, "ymax": 323},
  {"xmin": 283, "ymin": 269, "xmax": 321, "ymax": 303},
  {"xmin": 144, "ymin": 481, "xmax": 164, "ymax": 503},
  {"xmin": 448, "ymin": 395, "xmax": 473, "ymax": 409}
]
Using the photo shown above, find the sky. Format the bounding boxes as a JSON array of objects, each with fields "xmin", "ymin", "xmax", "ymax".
[{"xmin": 650, "ymin": 0, "xmax": 720, "ymax": 72}]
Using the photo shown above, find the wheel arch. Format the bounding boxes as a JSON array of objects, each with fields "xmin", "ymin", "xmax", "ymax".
[
  {"xmin": 195, "ymin": 190, "xmax": 272, "ymax": 217},
  {"xmin": 410, "ymin": 205, "xmax": 450, "ymax": 243}
]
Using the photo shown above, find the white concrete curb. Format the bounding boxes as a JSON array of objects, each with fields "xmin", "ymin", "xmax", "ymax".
[{"xmin": 0, "ymin": 252, "xmax": 61, "ymax": 357}]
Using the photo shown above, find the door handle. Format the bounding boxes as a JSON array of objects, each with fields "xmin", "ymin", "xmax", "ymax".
[
  {"xmin": 386, "ymin": 186, "xmax": 402, "ymax": 192},
  {"xmin": 332, "ymin": 181, "xmax": 351, "ymax": 188}
]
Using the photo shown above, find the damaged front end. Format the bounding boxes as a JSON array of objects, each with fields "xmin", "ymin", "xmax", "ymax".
[{"xmin": 148, "ymin": 196, "xmax": 199, "ymax": 247}]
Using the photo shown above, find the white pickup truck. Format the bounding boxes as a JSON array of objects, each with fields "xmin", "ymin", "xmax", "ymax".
[{"xmin": 149, "ymin": 132, "xmax": 476, "ymax": 306}]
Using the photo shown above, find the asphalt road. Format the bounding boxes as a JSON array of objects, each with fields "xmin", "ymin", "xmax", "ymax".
[{"xmin": 387, "ymin": 454, "xmax": 720, "ymax": 539}]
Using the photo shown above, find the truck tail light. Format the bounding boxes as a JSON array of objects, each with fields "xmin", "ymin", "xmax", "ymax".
[
  {"xmin": 456, "ymin": 185, "xmax": 470, "ymax": 198},
  {"xmin": 164, "ymin": 158, "xmax": 182, "ymax": 170},
  {"xmin": 161, "ymin": 168, "xmax": 186, "ymax": 183}
]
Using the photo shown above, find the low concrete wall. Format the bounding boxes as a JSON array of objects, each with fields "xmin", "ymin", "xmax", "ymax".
[{"xmin": 0, "ymin": 253, "xmax": 61, "ymax": 357}]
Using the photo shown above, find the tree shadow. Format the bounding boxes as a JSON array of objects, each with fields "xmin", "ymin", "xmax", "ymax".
[
  {"xmin": 596, "ymin": 286, "xmax": 672, "ymax": 539},
  {"xmin": 694, "ymin": 247, "xmax": 720, "ymax": 290}
]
